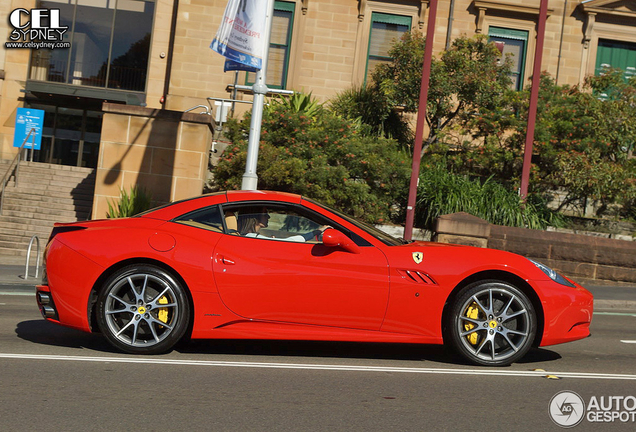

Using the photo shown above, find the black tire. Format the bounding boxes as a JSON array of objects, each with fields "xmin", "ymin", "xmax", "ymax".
[
  {"xmin": 96, "ymin": 264, "xmax": 190, "ymax": 355},
  {"xmin": 448, "ymin": 280, "xmax": 536, "ymax": 366}
]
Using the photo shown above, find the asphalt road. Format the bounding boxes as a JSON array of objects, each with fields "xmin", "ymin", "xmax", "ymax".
[{"xmin": 1, "ymin": 292, "xmax": 635, "ymax": 432}]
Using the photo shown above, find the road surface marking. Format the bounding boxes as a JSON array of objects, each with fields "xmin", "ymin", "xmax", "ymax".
[
  {"xmin": 621, "ymin": 340, "xmax": 636, "ymax": 344},
  {"xmin": 0, "ymin": 353, "xmax": 635, "ymax": 380},
  {"xmin": 594, "ymin": 312, "xmax": 636, "ymax": 317}
]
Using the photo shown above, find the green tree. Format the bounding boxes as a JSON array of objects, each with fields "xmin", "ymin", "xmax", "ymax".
[
  {"xmin": 445, "ymin": 71, "xmax": 636, "ymax": 216},
  {"xmin": 328, "ymin": 85, "xmax": 413, "ymax": 147},
  {"xmin": 372, "ymin": 32, "xmax": 513, "ymax": 152}
]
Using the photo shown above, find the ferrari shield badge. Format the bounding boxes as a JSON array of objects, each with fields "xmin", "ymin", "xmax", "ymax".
[{"xmin": 412, "ymin": 251, "xmax": 423, "ymax": 264}]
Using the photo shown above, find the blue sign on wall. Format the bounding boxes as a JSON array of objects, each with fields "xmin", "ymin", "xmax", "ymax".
[{"xmin": 13, "ymin": 108, "xmax": 44, "ymax": 150}]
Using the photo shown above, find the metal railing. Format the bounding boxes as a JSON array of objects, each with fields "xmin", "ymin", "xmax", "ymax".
[
  {"xmin": 24, "ymin": 235, "xmax": 40, "ymax": 280},
  {"xmin": 1, "ymin": 128, "xmax": 36, "ymax": 215}
]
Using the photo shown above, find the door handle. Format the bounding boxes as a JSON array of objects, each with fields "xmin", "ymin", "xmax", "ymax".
[{"xmin": 221, "ymin": 256, "xmax": 236, "ymax": 265}]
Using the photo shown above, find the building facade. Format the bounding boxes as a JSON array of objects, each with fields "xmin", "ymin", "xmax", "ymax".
[{"xmin": 1, "ymin": 0, "xmax": 635, "ymax": 214}]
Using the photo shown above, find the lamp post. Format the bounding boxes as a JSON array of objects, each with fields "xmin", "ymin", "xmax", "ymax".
[{"xmin": 241, "ymin": 0, "xmax": 275, "ymax": 190}]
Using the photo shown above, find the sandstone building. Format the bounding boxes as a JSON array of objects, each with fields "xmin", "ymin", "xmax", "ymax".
[{"xmin": 1, "ymin": 0, "xmax": 634, "ymax": 218}]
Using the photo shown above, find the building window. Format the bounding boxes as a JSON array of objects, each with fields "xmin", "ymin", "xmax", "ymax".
[
  {"xmin": 27, "ymin": 103, "xmax": 103, "ymax": 168},
  {"xmin": 365, "ymin": 12, "xmax": 411, "ymax": 84},
  {"xmin": 29, "ymin": 0, "xmax": 155, "ymax": 92},
  {"xmin": 595, "ymin": 39, "xmax": 636, "ymax": 80},
  {"xmin": 246, "ymin": 0, "xmax": 294, "ymax": 89},
  {"xmin": 488, "ymin": 27, "xmax": 528, "ymax": 91}
]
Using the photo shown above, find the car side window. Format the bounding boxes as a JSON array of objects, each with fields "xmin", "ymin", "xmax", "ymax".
[
  {"xmin": 173, "ymin": 205, "xmax": 224, "ymax": 233},
  {"xmin": 223, "ymin": 203, "xmax": 329, "ymax": 244}
]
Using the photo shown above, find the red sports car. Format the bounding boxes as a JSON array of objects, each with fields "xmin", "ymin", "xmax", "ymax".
[{"xmin": 36, "ymin": 190, "xmax": 593, "ymax": 366}]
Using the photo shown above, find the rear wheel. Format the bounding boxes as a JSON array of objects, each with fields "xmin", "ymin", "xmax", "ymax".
[
  {"xmin": 96, "ymin": 265, "xmax": 190, "ymax": 354},
  {"xmin": 448, "ymin": 280, "xmax": 536, "ymax": 366}
]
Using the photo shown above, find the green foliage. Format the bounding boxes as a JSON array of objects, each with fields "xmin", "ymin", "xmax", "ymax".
[
  {"xmin": 415, "ymin": 163, "xmax": 563, "ymax": 230},
  {"xmin": 328, "ymin": 85, "xmax": 413, "ymax": 146},
  {"xmin": 106, "ymin": 186, "xmax": 153, "ymax": 218},
  {"xmin": 267, "ymin": 91, "xmax": 324, "ymax": 119},
  {"xmin": 371, "ymin": 32, "xmax": 513, "ymax": 150},
  {"xmin": 213, "ymin": 99, "xmax": 411, "ymax": 224},
  {"xmin": 449, "ymin": 71, "xmax": 636, "ymax": 216}
]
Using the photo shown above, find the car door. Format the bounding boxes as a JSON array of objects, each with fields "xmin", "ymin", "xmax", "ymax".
[{"xmin": 212, "ymin": 203, "xmax": 390, "ymax": 330}]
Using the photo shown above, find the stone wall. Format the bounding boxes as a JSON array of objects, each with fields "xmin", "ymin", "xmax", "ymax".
[
  {"xmin": 93, "ymin": 103, "xmax": 213, "ymax": 219},
  {"xmin": 434, "ymin": 212, "xmax": 636, "ymax": 283}
]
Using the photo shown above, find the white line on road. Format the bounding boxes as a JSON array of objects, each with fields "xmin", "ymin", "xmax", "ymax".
[
  {"xmin": 594, "ymin": 312, "xmax": 636, "ymax": 317},
  {"xmin": 621, "ymin": 340, "xmax": 636, "ymax": 344},
  {"xmin": 1, "ymin": 353, "xmax": 635, "ymax": 380}
]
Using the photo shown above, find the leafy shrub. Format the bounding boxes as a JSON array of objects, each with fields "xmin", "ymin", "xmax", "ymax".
[
  {"xmin": 213, "ymin": 98, "xmax": 411, "ymax": 224},
  {"xmin": 268, "ymin": 91, "xmax": 323, "ymax": 118},
  {"xmin": 415, "ymin": 163, "xmax": 563, "ymax": 229},
  {"xmin": 107, "ymin": 186, "xmax": 153, "ymax": 218}
]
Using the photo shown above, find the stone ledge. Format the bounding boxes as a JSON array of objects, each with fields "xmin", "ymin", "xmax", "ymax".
[
  {"xmin": 102, "ymin": 103, "xmax": 215, "ymax": 128},
  {"xmin": 435, "ymin": 212, "xmax": 491, "ymax": 238},
  {"xmin": 435, "ymin": 212, "xmax": 636, "ymax": 283}
]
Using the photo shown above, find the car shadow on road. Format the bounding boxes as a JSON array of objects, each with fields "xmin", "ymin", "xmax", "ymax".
[
  {"xmin": 16, "ymin": 319, "xmax": 562, "ymax": 366},
  {"xmin": 15, "ymin": 319, "xmax": 119, "ymax": 353},
  {"xmin": 178, "ymin": 339, "xmax": 562, "ymax": 367}
]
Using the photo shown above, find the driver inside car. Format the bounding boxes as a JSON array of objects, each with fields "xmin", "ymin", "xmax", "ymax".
[{"xmin": 237, "ymin": 208, "xmax": 330, "ymax": 242}]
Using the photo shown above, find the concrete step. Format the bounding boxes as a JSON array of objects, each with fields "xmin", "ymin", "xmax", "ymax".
[
  {"xmin": 0, "ymin": 237, "xmax": 47, "ymax": 252},
  {"xmin": 1, "ymin": 161, "xmax": 95, "ymax": 259},
  {"xmin": 0, "ymin": 222, "xmax": 53, "ymax": 235},
  {"xmin": 1, "ymin": 197, "xmax": 92, "ymax": 214},
  {"xmin": 1, "ymin": 208, "xmax": 85, "ymax": 222}
]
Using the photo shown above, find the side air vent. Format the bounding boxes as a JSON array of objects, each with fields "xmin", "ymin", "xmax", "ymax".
[{"xmin": 397, "ymin": 270, "xmax": 437, "ymax": 285}]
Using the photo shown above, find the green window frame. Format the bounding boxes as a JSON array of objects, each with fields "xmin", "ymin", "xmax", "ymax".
[
  {"xmin": 595, "ymin": 39, "xmax": 636, "ymax": 81},
  {"xmin": 364, "ymin": 12, "xmax": 412, "ymax": 85},
  {"xmin": 246, "ymin": 0, "xmax": 294, "ymax": 89},
  {"xmin": 488, "ymin": 27, "xmax": 528, "ymax": 91}
]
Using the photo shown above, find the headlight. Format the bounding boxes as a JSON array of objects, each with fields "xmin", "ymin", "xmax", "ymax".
[{"xmin": 528, "ymin": 258, "xmax": 575, "ymax": 288}]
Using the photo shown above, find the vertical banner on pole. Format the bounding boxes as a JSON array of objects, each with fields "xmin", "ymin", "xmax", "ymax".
[
  {"xmin": 211, "ymin": 0, "xmax": 275, "ymax": 191},
  {"xmin": 211, "ymin": 0, "xmax": 268, "ymax": 71}
]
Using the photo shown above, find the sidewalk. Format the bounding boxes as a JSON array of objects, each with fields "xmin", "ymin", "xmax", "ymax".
[{"xmin": 0, "ymin": 264, "xmax": 41, "ymax": 293}]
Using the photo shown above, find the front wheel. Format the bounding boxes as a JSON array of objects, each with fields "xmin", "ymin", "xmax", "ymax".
[
  {"xmin": 448, "ymin": 280, "xmax": 537, "ymax": 366},
  {"xmin": 96, "ymin": 265, "xmax": 190, "ymax": 355}
]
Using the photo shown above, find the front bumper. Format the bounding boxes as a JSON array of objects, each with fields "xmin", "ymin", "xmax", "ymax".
[{"xmin": 536, "ymin": 279, "xmax": 594, "ymax": 347}]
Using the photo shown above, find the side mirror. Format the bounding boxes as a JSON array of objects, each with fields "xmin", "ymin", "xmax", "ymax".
[{"xmin": 322, "ymin": 228, "xmax": 361, "ymax": 254}]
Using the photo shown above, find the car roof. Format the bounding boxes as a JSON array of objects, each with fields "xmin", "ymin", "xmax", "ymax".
[
  {"xmin": 140, "ymin": 190, "xmax": 302, "ymax": 220},
  {"xmin": 226, "ymin": 190, "xmax": 302, "ymax": 204}
]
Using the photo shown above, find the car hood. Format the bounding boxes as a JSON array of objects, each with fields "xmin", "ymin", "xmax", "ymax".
[{"xmin": 383, "ymin": 241, "xmax": 549, "ymax": 282}]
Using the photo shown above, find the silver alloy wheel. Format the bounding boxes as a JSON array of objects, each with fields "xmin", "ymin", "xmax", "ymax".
[
  {"xmin": 103, "ymin": 271, "xmax": 180, "ymax": 349},
  {"xmin": 454, "ymin": 284, "xmax": 534, "ymax": 365}
]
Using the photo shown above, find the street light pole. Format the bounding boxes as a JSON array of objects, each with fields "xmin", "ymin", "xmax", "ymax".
[{"xmin": 241, "ymin": 0, "xmax": 275, "ymax": 191}]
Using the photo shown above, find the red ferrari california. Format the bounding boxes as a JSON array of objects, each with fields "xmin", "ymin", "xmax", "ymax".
[{"xmin": 36, "ymin": 190, "xmax": 593, "ymax": 366}]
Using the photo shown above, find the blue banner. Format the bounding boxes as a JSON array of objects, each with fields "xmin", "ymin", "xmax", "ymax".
[
  {"xmin": 211, "ymin": 0, "xmax": 267, "ymax": 70},
  {"xmin": 224, "ymin": 59, "xmax": 258, "ymax": 72}
]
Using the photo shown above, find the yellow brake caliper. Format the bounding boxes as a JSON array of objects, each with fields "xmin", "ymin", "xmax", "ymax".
[
  {"xmin": 157, "ymin": 296, "xmax": 169, "ymax": 325},
  {"xmin": 464, "ymin": 302, "xmax": 480, "ymax": 345}
]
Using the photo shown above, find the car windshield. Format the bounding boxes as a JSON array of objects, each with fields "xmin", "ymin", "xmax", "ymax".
[{"xmin": 303, "ymin": 198, "xmax": 406, "ymax": 246}]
